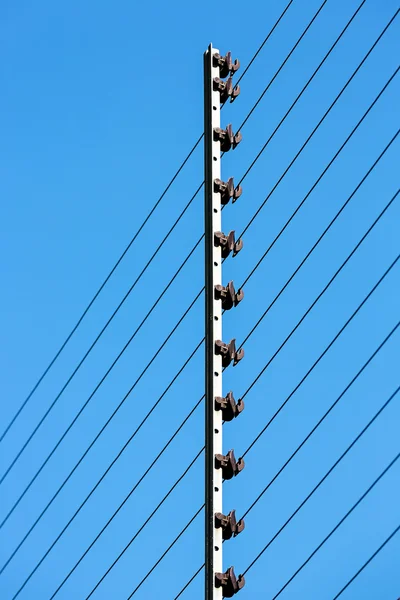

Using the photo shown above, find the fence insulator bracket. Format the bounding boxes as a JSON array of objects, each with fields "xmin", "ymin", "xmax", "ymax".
[
  {"xmin": 213, "ymin": 77, "xmax": 240, "ymax": 103},
  {"xmin": 215, "ymin": 391, "xmax": 244, "ymax": 421},
  {"xmin": 214, "ymin": 231, "xmax": 243, "ymax": 259},
  {"xmin": 215, "ymin": 449, "xmax": 244, "ymax": 480},
  {"xmin": 213, "ymin": 51, "xmax": 240, "ymax": 78},
  {"xmin": 214, "ymin": 124, "xmax": 242, "ymax": 152},
  {"xmin": 215, "ymin": 338, "xmax": 244, "ymax": 368},
  {"xmin": 215, "ymin": 281, "xmax": 244, "ymax": 310},
  {"xmin": 214, "ymin": 178, "xmax": 242, "ymax": 205},
  {"xmin": 215, "ymin": 510, "xmax": 245, "ymax": 540},
  {"xmin": 215, "ymin": 567, "xmax": 245, "ymax": 597}
]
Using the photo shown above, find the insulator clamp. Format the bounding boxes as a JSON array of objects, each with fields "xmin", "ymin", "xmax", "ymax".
[
  {"xmin": 215, "ymin": 567, "xmax": 245, "ymax": 597},
  {"xmin": 214, "ymin": 124, "xmax": 242, "ymax": 152},
  {"xmin": 213, "ymin": 77, "xmax": 240, "ymax": 103},
  {"xmin": 215, "ymin": 338, "xmax": 244, "ymax": 368},
  {"xmin": 215, "ymin": 510, "xmax": 245, "ymax": 540},
  {"xmin": 214, "ymin": 231, "xmax": 243, "ymax": 259},
  {"xmin": 213, "ymin": 51, "xmax": 240, "ymax": 78},
  {"xmin": 215, "ymin": 391, "xmax": 244, "ymax": 421},
  {"xmin": 215, "ymin": 281, "xmax": 244, "ymax": 310},
  {"xmin": 215, "ymin": 449, "xmax": 244, "ymax": 480},
  {"xmin": 214, "ymin": 177, "xmax": 242, "ymax": 205}
]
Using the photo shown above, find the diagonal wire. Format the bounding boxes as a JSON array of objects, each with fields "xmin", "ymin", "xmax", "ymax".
[
  {"xmin": 0, "ymin": 226, "xmax": 203, "ymax": 489},
  {"xmin": 0, "ymin": 276, "xmax": 204, "ymax": 522},
  {"xmin": 1, "ymin": 341, "xmax": 204, "ymax": 582},
  {"xmin": 239, "ymin": 76, "xmax": 399, "ymax": 292},
  {"xmin": 0, "ymin": 135, "xmax": 202, "ymax": 445},
  {"xmin": 42, "ymin": 131, "xmax": 392, "ymax": 596},
  {"xmin": 233, "ymin": 0, "xmax": 295, "ymax": 89},
  {"xmin": 240, "ymin": 197, "xmax": 400, "ymax": 402},
  {"xmin": 3, "ymin": 4, "xmax": 396, "ymax": 600},
  {"xmin": 44, "ymin": 360, "xmax": 203, "ymax": 597},
  {"xmin": 0, "ymin": 0, "xmax": 325, "ymax": 484},
  {"xmin": 172, "ymin": 330, "xmax": 400, "ymax": 598},
  {"xmin": 0, "ymin": 0, "xmax": 296, "ymax": 444},
  {"xmin": 4, "ymin": 8, "xmax": 395, "ymax": 592},
  {"xmin": 5, "ymin": 0, "xmax": 379, "ymax": 515},
  {"xmin": 8, "ymin": 117, "xmax": 397, "ymax": 600},
  {"xmin": 240, "ymin": 323, "xmax": 400, "ymax": 517},
  {"xmin": 82, "ymin": 453, "xmax": 205, "ymax": 600},
  {"xmin": 0, "ymin": 281, "xmax": 203, "ymax": 529},
  {"xmin": 238, "ymin": 6, "xmax": 399, "ymax": 233},
  {"xmin": 235, "ymin": 0, "xmax": 335, "ymax": 133},
  {"xmin": 174, "ymin": 564, "xmax": 205, "ymax": 600},
  {"xmin": 86, "ymin": 216, "xmax": 399, "ymax": 600},
  {"xmin": 44, "ymin": 148, "xmax": 400, "ymax": 595},
  {"xmin": 171, "ymin": 252, "xmax": 400, "ymax": 599},
  {"xmin": 125, "ymin": 505, "xmax": 205, "ymax": 600},
  {"xmin": 269, "ymin": 449, "xmax": 400, "ymax": 598},
  {"xmin": 241, "ymin": 384, "xmax": 400, "ymax": 573},
  {"xmin": 3, "ymin": 23, "xmax": 396, "ymax": 580},
  {"xmin": 129, "ymin": 316, "xmax": 400, "ymax": 600},
  {"xmin": 173, "ymin": 371, "xmax": 400, "ymax": 598},
  {"xmin": 5, "ymin": 107, "xmax": 397, "ymax": 599},
  {"xmin": 332, "ymin": 523, "xmax": 400, "ymax": 599},
  {"xmin": 10, "ymin": 447, "xmax": 204, "ymax": 600},
  {"xmin": 0, "ymin": 0, "xmax": 364, "ymax": 528}
]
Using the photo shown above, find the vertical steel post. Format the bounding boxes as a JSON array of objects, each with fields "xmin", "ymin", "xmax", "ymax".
[{"xmin": 204, "ymin": 43, "xmax": 223, "ymax": 600}]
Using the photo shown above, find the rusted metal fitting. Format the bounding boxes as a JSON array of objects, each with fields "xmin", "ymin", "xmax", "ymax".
[
  {"xmin": 215, "ymin": 281, "xmax": 244, "ymax": 310},
  {"xmin": 215, "ymin": 391, "xmax": 244, "ymax": 421},
  {"xmin": 215, "ymin": 510, "xmax": 245, "ymax": 540},
  {"xmin": 213, "ymin": 51, "xmax": 240, "ymax": 78},
  {"xmin": 214, "ymin": 231, "xmax": 243, "ymax": 259},
  {"xmin": 213, "ymin": 77, "xmax": 240, "ymax": 103},
  {"xmin": 214, "ymin": 124, "xmax": 242, "ymax": 152},
  {"xmin": 215, "ymin": 338, "xmax": 244, "ymax": 368},
  {"xmin": 214, "ymin": 177, "xmax": 242, "ymax": 205},
  {"xmin": 215, "ymin": 449, "xmax": 244, "ymax": 480},
  {"xmin": 215, "ymin": 567, "xmax": 245, "ymax": 597}
]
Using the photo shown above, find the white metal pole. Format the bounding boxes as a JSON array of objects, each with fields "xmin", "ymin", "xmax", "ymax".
[{"xmin": 204, "ymin": 42, "xmax": 223, "ymax": 600}]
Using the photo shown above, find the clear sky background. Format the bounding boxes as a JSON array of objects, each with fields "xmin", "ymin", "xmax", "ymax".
[{"xmin": 0, "ymin": 0, "xmax": 399, "ymax": 598}]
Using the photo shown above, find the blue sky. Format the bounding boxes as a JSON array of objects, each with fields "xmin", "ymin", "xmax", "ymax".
[{"xmin": 0, "ymin": 0, "xmax": 399, "ymax": 598}]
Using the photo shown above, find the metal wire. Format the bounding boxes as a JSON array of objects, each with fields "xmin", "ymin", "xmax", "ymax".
[
  {"xmin": 270, "ymin": 449, "xmax": 400, "ymax": 598},
  {"xmin": 0, "ymin": 0, "xmax": 296, "ymax": 443},
  {"xmin": 85, "ymin": 455, "xmax": 205, "ymax": 600},
  {"xmin": 0, "ymin": 135, "xmax": 201, "ymax": 445},
  {"xmin": 162, "ymin": 256, "xmax": 400, "ymax": 599},
  {"xmin": 238, "ymin": 8, "xmax": 399, "ymax": 235},
  {"xmin": 4, "ymin": 10, "xmax": 398, "ymax": 600},
  {"xmin": 240, "ymin": 323, "xmax": 400, "ymax": 511},
  {"xmin": 332, "ymin": 523, "xmax": 400, "ymax": 599},
  {"xmin": 86, "ymin": 218, "xmax": 399, "ymax": 600},
  {"xmin": 171, "ymin": 324, "xmax": 400, "ymax": 598},
  {"xmin": 52, "ymin": 164, "xmax": 398, "ymax": 597},
  {"xmin": 240, "ymin": 191, "xmax": 399, "ymax": 401},
  {"xmin": 2, "ymin": 0, "xmax": 369, "ymax": 533},
  {"xmin": 0, "ymin": 0, "xmax": 322, "ymax": 490},
  {"xmin": 8, "ymin": 90, "xmax": 397, "ymax": 598},
  {"xmin": 2, "ymin": 3, "xmax": 398, "ymax": 599}
]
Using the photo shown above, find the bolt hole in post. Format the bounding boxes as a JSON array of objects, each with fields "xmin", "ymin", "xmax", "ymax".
[
  {"xmin": 214, "ymin": 372, "xmax": 219, "ymax": 377},
  {"xmin": 215, "ymin": 546, "xmax": 219, "ymax": 551},
  {"xmin": 214, "ymin": 261, "xmax": 218, "ymax": 266},
  {"xmin": 214, "ymin": 316, "xmax": 218, "ymax": 321},
  {"xmin": 215, "ymin": 429, "xmax": 219, "ymax": 434}
]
